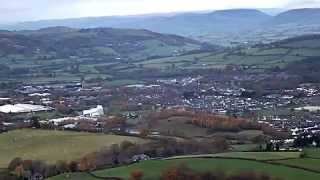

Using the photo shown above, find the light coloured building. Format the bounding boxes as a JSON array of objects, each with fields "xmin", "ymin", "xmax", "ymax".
[
  {"xmin": 83, "ymin": 105, "xmax": 104, "ymax": 117},
  {"xmin": 0, "ymin": 104, "xmax": 53, "ymax": 114}
]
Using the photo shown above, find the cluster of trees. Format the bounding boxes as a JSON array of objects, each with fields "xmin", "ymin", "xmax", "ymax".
[
  {"xmin": 0, "ymin": 82, "xmax": 18, "ymax": 89},
  {"xmin": 191, "ymin": 114, "xmax": 259, "ymax": 132},
  {"xmin": 146, "ymin": 109, "xmax": 287, "ymax": 139},
  {"xmin": 53, "ymin": 103, "xmax": 75, "ymax": 115},
  {"xmin": 129, "ymin": 164, "xmax": 281, "ymax": 180},
  {"xmin": 82, "ymin": 138, "xmax": 228, "ymax": 170},
  {"xmin": 0, "ymin": 65, "xmax": 35, "ymax": 78},
  {"xmin": 147, "ymin": 109, "xmax": 195, "ymax": 121},
  {"xmin": 244, "ymin": 76, "xmax": 301, "ymax": 91},
  {"xmin": 190, "ymin": 113, "xmax": 288, "ymax": 139},
  {"xmin": 265, "ymin": 142, "xmax": 281, "ymax": 152},
  {"xmin": 130, "ymin": 170, "xmax": 144, "ymax": 180},
  {"xmin": 97, "ymin": 117, "xmax": 127, "ymax": 130},
  {"xmin": 1, "ymin": 156, "xmax": 103, "ymax": 179},
  {"xmin": 286, "ymin": 57, "xmax": 320, "ymax": 83},
  {"xmin": 1, "ymin": 138, "xmax": 229, "ymax": 179},
  {"xmin": 294, "ymin": 133, "xmax": 320, "ymax": 148},
  {"xmin": 0, "ymin": 158, "xmax": 80, "ymax": 180}
]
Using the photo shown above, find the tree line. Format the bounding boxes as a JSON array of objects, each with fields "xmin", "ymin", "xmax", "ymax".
[
  {"xmin": 1, "ymin": 138, "xmax": 229, "ymax": 180},
  {"xmin": 129, "ymin": 164, "xmax": 281, "ymax": 180},
  {"xmin": 146, "ymin": 109, "xmax": 288, "ymax": 139}
]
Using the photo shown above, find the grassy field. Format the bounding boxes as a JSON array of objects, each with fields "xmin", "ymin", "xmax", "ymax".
[
  {"xmin": 167, "ymin": 151, "xmax": 301, "ymax": 161},
  {"xmin": 149, "ymin": 116, "xmax": 265, "ymax": 141},
  {"xmin": 274, "ymin": 158, "xmax": 320, "ymax": 172},
  {"xmin": 231, "ymin": 144, "xmax": 263, "ymax": 151},
  {"xmin": 150, "ymin": 116, "xmax": 208, "ymax": 138},
  {"xmin": 0, "ymin": 129, "xmax": 144, "ymax": 168},
  {"xmin": 134, "ymin": 45, "xmax": 315, "ymax": 71},
  {"xmin": 304, "ymin": 148, "xmax": 320, "ymax": 158},
  {"xmin": 49, "ymin": 157, "xmax": 320, "ymax": 180},
  {"xmin": 2, "ymin": 40, "xmax": 320, "ymax": 86}
]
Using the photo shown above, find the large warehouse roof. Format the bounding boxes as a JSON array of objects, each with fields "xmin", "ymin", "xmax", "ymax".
[{"xmin": 0, "ymin": 104, "xmax": 53, "ymax": 114}]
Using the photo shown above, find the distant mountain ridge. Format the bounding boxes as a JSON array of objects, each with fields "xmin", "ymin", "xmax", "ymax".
[
  {"xmin": 267, "ymin": 8, "xmax": 320, "ymax": 25},
  {"xmin": 2, "ymin": 9, "xmax": 271, "ymax": 35},
  {"xmin": 1, "ymin": 8, "xmax": 320, "ymax": 46},
  {"xmin": 5, "ymin": 8, "xmax": 320, "ymax": 31}
]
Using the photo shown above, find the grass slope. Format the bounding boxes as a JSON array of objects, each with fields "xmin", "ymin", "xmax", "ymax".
[
  {"xmin": 167, "ymin": 152, "xmax": 301, "ymax": 161},
  {"xmin": 0, "ymin": 129, "xmax": 144, "ymax": 168},
  {"xmin": 304, "ymin": 148, "xmax": 320, "ymax": 158},
  {"xmin": 137, "ymin": 46, "xmax": 313, "ymax": 71},
  {"xmin": 274, "ymin": 158, "xmax": 320, "ymax": 172},
  {"xmin": 49, "ymin": 158, "xmax": 320, "ymax": 180}
]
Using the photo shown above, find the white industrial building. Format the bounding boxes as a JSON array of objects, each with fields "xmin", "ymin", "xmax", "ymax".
[
  {"xmin": 0, "ymin": 104, "xmax": 53, "ymax": 114},
  {"xmin": 83, "ymin": 105, "xmax": 104, "ymax": 117}
]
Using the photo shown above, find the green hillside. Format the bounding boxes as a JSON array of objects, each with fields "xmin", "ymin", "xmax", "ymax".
[
  {"xmin": 0, "ymin": 129, "xmax": 144, "ymax": 168},
  {"xmin": 0, "ymin": 27, "xmax": 203, "ymax": 60},
  {"xmin": 138, "ymin": 35, "xmax": 320, "ymax": 70},
  {"xmin": 1, "ymin": 33, "xmax": 320, "ymax": 86},
  {"xmin": 49, "ymin": 157, "xmax": 320, "ymax": 180}
]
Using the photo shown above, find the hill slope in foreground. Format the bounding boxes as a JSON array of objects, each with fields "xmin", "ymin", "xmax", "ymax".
[
  {"xmin": 49, "ymin": 157, "xmax": 320, "ymax": 180},
  {"xmin": 0, "ymin": 129, "xmax": 144, "ymax": 168}
]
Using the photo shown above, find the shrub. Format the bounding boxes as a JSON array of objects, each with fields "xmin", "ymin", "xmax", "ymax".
[{"xmin": 130, "ymin": 170, "xmax": 144, "ymax": 180}]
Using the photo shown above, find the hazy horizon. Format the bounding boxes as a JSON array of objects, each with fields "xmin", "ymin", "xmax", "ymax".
[{"xmin": 1, "ymin": 0, "xmax": 320, "ymax": 24}]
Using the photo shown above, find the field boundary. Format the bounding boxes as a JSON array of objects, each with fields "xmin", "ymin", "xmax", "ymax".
[
  {"xmin": 87, "ymin": 172, "xmax": 123, "ymax": 180},
  {"xmin": 163, "ymin": 156, "xmax": 320, "ymax": 174},
  {"xmin": 266, "ymin": 160, "xmax": 320, "ymax": 174}
]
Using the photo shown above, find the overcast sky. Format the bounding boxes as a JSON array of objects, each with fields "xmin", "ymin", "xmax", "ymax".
[{"xmin": 1, "ymin": 0, "xmax": 320, "ymax": 24}]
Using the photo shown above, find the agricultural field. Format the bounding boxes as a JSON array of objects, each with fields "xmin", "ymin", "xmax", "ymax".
[
  {"xmin": 304, "ymin": 148, "xmax": 320, "ymax": 158},
  {"xmin": 49, "ymin": 157, "xmax": 320, "ymax": 180},
  {"xmin": 231, "ymin": 144, "xmax": 264, "ymax": 151},
  {"xmin": 134, "ymin": 45, "xmax": 318, "ymax": 71},
  {"xmin": 2, "ymin": 36, "xmax": 320, "ymax": 87},
  {"xmin": 149, "ymin": 116, "xmax": 208, "ymax": 138},
  {"xmin": 167, "ymin": 151, "xmax": 301, "ymax": 161},
  {"xmin": 148, "ymin": 116, "xmax": 264, "ymax": 140},
  {"xmin": 274, "ymin": 158, "xmax": 320, "ymax": 172},
  {"xmin": 0, "ymin": 129, "xmax": 145, "ymax": 168}
]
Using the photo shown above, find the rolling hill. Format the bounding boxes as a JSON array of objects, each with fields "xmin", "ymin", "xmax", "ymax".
[
  {"xmin": 1, "ymin": 29, "xmax": 319, "ymax": 86},
  {"xmin": 3, "ymin": 9, "xmax": 271, "ymax": 36},
  {"xmin": 49, "ymin": 156, "xmax": 320, "ymax": 180},
  {"xmin": 0, "ymin": 27, "xmax": 205, "ymax": 60},
  {"xmin": 0, "ymin": 129, "xmax": 145, "ymax": 168},
  {"xmin": 268, "ymin": 8, "xmax": 320, "ymax": 25},
  {"xmin": 271, "ymin": 34, "xmax": 320, "ymax": 48},
  {"xmin": 138, "ymin": 9, "xmax": 271, "ymax": 35}
]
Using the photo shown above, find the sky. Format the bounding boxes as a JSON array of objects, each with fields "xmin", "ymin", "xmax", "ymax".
[{"xmin": 0, "ymin": 0, "xmax": 320, "ymax": 24}]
